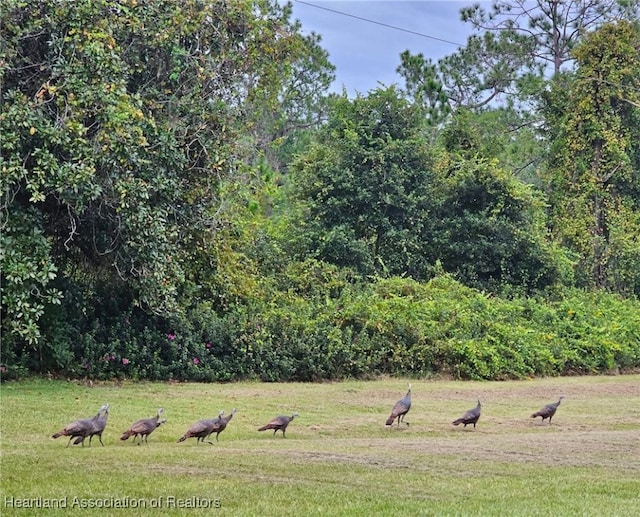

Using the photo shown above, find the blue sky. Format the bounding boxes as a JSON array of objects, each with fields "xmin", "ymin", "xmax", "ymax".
[{"xmin": 288, "ymin": 1, "xmax": 485, "ymax": 95}]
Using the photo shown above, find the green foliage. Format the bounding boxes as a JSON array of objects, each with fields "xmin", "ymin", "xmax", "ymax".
[
  {"xmin": 395, "ymin": 50, "xmax": 450, "ymax": 125},
  {"xmin": 425, "ymin": 152, "xmax": 571, "ymax": 292},
  {"xmin": 460, "ymin": 0, "xmax": 632, "ymax": 75},
  {"xmin": 226, "ymin": 2, "xmax": 336, "ymax": 173},
  {"xmin": 291, "ymin": 89, "xmax": 566, "ymax": 292},
  {"xmin": 291, "ymin": 87, "xmax": 434, "ymax": 278},
  {"xmin": 3, "ymin": 266, "xmax": 638, "ymax": 381},
  {"xmin": 544, "ymin": 21, "xmax": 640, "ymax": 293},
  {"xmin": 0, "ymin": 0, "xmax": 334, "ymax": 363},
  {"xmin": 2, "ymin": 1, "xmax": 640, "ymax": 385},
  {"xmin": 0, "ymin": 209, "xmax": 62, "ymax": 348},
  {"xmin": 330, "ymin": 276, "xmax": 640, "ymax": 380},
  {"xmin": 439, "ymin": 108, "xmax": 545, "ymax": 183},
  {"xmin": 438, "ymin": 29, "xmax": 540, "ymax": 109},
  {"xmin": 398, "ymin": 24, "xmax": 541, "ymax": 112}
]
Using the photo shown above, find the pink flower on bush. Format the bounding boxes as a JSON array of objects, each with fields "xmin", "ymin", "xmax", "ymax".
[
  {"xmin": 193, "ymin": 357, "xmax": 200, "ymax": 365},
  {"xmin": 166, "ymin": 333, "xmax": 176, "ymax": 341},
  {"xmin": 122, "ymin": 358, "xmax": 130, "ymax": 365}
]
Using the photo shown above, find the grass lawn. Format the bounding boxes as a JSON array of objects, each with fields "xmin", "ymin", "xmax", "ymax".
[{"xmin": 1, "ymin": 375, "xmax": 639, "ymax": 516}]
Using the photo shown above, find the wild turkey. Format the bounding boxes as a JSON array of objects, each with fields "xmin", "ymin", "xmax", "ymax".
[
  {"xmin": 82, "ymin": 403, "xmax": 110, "ymax": 446},
  {"xmin": 207, "ymin": 408, "xmax": 237, "ymax": 442},
  {"xmin": 177, "ymin": 410, "xmax": 225, "ymax": 445},
  {"xmin": 452, "ymin": 399, "xmax": 481, "ymax": 429},
  {"xmin": 258, "ymin": 412, "xmax": 299, "ymax": 438},
  {"xmin": 121, "ymin": 408, "xmax": 167, "ymax": 445},
  {"xmin": 531, "ymin": 396, "xmax": 564, "ymax": 424},
  {"xmin": 52, "ymin": 404, "xmax": 109, "ymax": 447},
  {"xmin": 386, "ymin": 383, "xmax": 412, "ymax": 426}
]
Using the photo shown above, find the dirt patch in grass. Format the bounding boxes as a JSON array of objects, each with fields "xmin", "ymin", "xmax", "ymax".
[
  {"xmin": 261, "ymin": 428, "xmax": 640, "ymax": 473},
  {"xmin": 422, "ymin": 376, "xmax": 640, "ymax": 402},
  {"xmin": 398, "ymin": 430, "xmax": 640, "ymax": 470},
  {"xmin": 486, "ymin": 380, "xmax": 639, "ymax": 399}
]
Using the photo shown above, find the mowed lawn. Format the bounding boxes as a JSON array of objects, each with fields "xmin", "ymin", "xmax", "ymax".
[{"xmin": 1, "ymin": 375, "xmax": 639, "ymax": 516}]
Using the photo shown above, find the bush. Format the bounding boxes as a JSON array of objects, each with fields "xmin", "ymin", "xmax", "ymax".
[{"xmin": 3, "ymin": 273, "xmax": 639, "ymax": 382}]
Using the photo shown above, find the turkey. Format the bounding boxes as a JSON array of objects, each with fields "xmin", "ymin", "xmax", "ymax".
[
  {"xmin": 531, "ymin": 396, "xmax": 564, "ymax": 424},
  {"xmin": 177, "ymin": 410, "xmax": 225, "ymax": 445},
  {"xmin": 452, "ymin": 399, "xmax": 481, "ymax": 429},
  {"xmin": 258, "ymin": 413, "xmax": 299, "ymax": 438},
  {"xmin": 121, "ymin": 408, "xmax": 167, "ymax": 445},
  {"xmin": 386, "ymin": 383, "xmax": 412, "ymax": 427},
  {"xmin": 207, "ymin": 408, "xmax": 237, "ymax": 442},
  {"xmin": 81, "ymin": 403, "xmax": 110, "ymax": 446},
  {"xmin": 52, "ymin": 404, "xmax": 109, "ymax": 447}
]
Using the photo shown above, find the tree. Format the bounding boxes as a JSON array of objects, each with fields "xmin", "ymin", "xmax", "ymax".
[
  {"xmin": 243, "ymin": 27, "xmax": 336, "ymax": 172},
  {"xmin": 397, "ymin": 17, "xmax": 544, "ymax": 177},
  {"xmin": 397, "ymin": 1, "xmax": 639, "ymax": 198},
  {"xmin": 0, "ymin": 0, "xmax": 334, "ymax": 363},
  {"xmin": 398, "ymin": 0, "xmax": 637, "ymax": 122},
  {"xmin": 426, "ymin": 151, "xmax": 569, "ymax": 292},
  {"xmin": 461, "ymin": 0, "xmax": 636, "ymax": 75},
  {"xmin": 291, "ymin": 87, "xmax": 434, "ymax": 278},
  {"xmin": 544, "ymin": 20, "xmax": 640, "ymax": 293},
  {"xmin": 437, "ymin": 108, "xmax": 545, "ymax": 183},
  {"xmin": 395, "ymin": 50, "xmax": 451, "ymax": 128},
  {"xmin": 398, "ymin": 29, "xmax": 540, "ymax": 113}
]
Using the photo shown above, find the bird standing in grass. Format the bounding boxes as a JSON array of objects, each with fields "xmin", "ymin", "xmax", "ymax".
[
  {"xmin": 531, "ymin": 397, "xmax": 564, "ymax": 424},
  {"xmin": 121, "ymin": 408, "xmax": 167, "ymax": 445},
  {"xmin": 81, "ymin": 404, "xmax": 110, "ymax": 446},
  {"xmin": 207, "ymin": 408, "xmax": 237, "ymax": 442},
  {"xmin": 52, "ymin": 404, "xmax": 109, "ymax": 447},
  {"xmin": 386, "ymin": 383, "xmax": 412, "ymax": 427},
  {"xmin": 452, "ymin": 400, "xmax": 481, "ymax": 429},
  {"xmin": 258, "ymin": 413, "xmax": 299, "ymax": 438},
  {"xmin": 177, "ymin": 410, "xmax": 225, "ymax": 445}
]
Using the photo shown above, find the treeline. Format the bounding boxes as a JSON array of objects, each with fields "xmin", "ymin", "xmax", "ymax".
[{"xmin": 1, "ymin": 0, "xmax": 639, "ymax": 381}]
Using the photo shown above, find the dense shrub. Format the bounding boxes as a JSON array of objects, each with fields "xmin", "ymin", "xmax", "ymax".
[
  {"xmin": 2, "ymin": 274, "xmax": 639, "ymax": 382},
  {"xmin": 323, "ymin": 276, "xmax": 640, "ymax": 380}
]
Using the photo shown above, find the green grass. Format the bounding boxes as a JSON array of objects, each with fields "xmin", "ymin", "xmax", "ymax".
[{"xmin": 1, "ymin": 375, "xmax": 639, "ymax": 516}]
